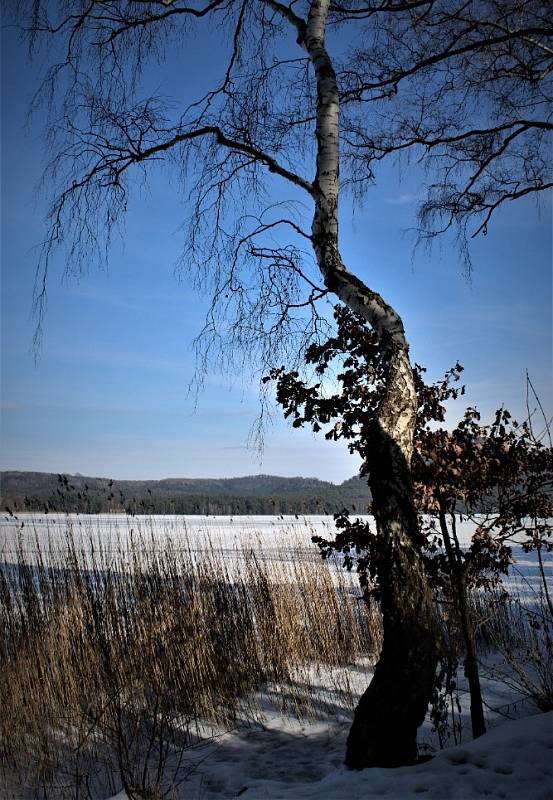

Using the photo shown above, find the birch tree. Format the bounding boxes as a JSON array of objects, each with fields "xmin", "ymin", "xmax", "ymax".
[{"xmin": 19, "ymin": 0, "xmax": 551, "ymax": 769}]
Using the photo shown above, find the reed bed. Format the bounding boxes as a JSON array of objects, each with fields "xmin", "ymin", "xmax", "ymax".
[{"xmin": 0, "ymin": 520, "xmax": 380, "ymax": 799}]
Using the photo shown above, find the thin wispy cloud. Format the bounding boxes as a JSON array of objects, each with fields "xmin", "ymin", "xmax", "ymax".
[
  {"xmin": 67, "ymin": 286, "xmax": 143, "ymax": 313},
  {"xmin": 43, "ymin": 340, "xmax": 191, "ymax": 373},
  {"xmin": 385, "ymin": 192, "xmax": 423, "ymax": 206}
]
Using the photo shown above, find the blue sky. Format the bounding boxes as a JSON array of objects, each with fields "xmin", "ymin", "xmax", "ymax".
[{"xmin": 1, "ymin": 16, "xmax": 551, "ymax": 483}]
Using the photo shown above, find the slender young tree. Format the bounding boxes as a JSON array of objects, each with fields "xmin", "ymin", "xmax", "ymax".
[{"xmin": 18, "ymin": 0, "xmax": 551, "ymax": 768}]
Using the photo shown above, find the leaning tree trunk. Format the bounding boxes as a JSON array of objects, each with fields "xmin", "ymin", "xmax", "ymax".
[
  {"xmin": 300, "ymin": 0, "xmax": 438, "ymax": 767},
  {"xmin": 343, "ymin": 345, "xmax": 438, "ymax": 768}
]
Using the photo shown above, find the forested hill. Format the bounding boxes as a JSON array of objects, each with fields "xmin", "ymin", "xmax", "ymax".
[{"xmin": 0, "ymin": 471, "xmax": 371, "ymax": 515}]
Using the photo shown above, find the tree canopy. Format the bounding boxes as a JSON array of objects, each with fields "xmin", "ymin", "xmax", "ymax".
[{"xmin": 24, "ymin": 0, "xmax": 552, "ymax": 358}]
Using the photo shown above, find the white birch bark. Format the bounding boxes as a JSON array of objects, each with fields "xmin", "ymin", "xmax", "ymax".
[
  {"xmin": 262, "ymin": 0, "xmax": 437, "ymax": 766},
  {"xmin": 302, "ymin": 0, "xmax": 437, "ymax": 767},
  {"xmin": 303, "ymin": 0, "xmax": 416, "ymax": 465}
]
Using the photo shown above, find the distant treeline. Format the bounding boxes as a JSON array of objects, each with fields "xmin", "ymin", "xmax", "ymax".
[{"xmin": 1, "ymin": 471, "xmax": 371, "ymax": 516}]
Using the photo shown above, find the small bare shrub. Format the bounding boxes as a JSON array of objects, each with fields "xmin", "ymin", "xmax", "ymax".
[{"xmin": 473, "ymin": 582, "xmax": 553, "ymax": 714}]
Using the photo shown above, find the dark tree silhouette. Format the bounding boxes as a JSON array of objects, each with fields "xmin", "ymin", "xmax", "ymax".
[
  {"xmin": 270, "ymin": 307, "xmax": 553, "ymax": 747},
  {"xmin": 16, "ymin": 0, "xmax": 551, "ymax": 768}
]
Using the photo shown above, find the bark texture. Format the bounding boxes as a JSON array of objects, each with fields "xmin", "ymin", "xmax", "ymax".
[
  {"xmin": 343, "ymin": 350, "xmax": 438, "ymax": 768},
  {"xmin": 301, "ymin": 0, "xmax": 438, "ymax": 768}
]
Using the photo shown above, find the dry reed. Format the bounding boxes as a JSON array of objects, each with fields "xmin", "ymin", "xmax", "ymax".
[
  {"xmin": 471, "ymin": 584, "xmax": 553, "ymax": 713},
  {"xmin": 0, "ymin": 518, "xmax": 380, "ymax": 799}
]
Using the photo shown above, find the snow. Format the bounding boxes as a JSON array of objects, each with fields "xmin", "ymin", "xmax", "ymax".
[
  {"xmin": 3, "ymin": 660, "xmax": 552, "ymax": 799},
  {"xmin": 95, "ymin": 658, "xmax": 553, "ymax": 799},
  {"xmin": 1, "ymin": 511, "xmax": 546, "ymax": 550},
  {"xmin": 1, "ymin": 514, "xmax": 551, "ymax": 799},
  {"xmin": 99, "ymin": 675, "xmax": 553, "ymax": 800}
]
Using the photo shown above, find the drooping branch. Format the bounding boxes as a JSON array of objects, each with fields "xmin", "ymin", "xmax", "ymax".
[
  {"xmin": 336, "ymin": 0, "xmax": 552, "ymax": 253},
  {"xmin": 340, "ymin": 26, "xmax": 553, "ymax": 102},
  {"xmin": 20, "ymin": 0, "xmax": 500, "ymax": 772},
  {"xmin": 131, "ymin": 125, "xmax": 314, "ymax": 193},
  {"xmin": 29, "ymin": 0, "xmax": 231, "ymax": 40}
]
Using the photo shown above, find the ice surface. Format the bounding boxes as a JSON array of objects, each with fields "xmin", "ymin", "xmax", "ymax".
[{"xmin": 1, "ymin": 513, "xmax": 549, "ymax": 595}]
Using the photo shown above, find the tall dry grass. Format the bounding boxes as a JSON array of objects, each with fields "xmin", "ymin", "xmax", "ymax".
[
  {"xmin": 471, "ymin": 584, "xmax": 553, "ymax": 714},
  {"xmin": 0, "ymin": 520, "xmax": 381, "ymax": 799},
  {"xmin": 428, "ymin": 577, "xmax": 553, "ymax": 747}
]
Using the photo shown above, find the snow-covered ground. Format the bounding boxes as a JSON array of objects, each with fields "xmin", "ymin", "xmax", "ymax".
[
  {"xmin": 159, "ymin": 713, "xmax": 553, "ymax": 800},
  {"xmin": 102, "ymin": 663, "xmax": 553, "ymax": 800},
  {"xmin": 1, "ymin": 514, "xmax": 551, "ymax": 799},
  {"xmin": 0, "ymin": 511, "xmax": 488, "ymax": 551},
  {"xmin": 1, "ymin": 511, "xmax": 545, "ymax": 548},
  {"xmin": 0, "ymin": 513, "xmax": 347, "ymax": 560},
  {"xmin": 2, "ymin": 659, "xmax": 551, "ymax": 800}
]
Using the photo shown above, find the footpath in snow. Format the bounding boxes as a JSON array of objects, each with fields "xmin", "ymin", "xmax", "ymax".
[{"xmin": 105, "ymin": 709, "xmax": 553, "ymax": 800}]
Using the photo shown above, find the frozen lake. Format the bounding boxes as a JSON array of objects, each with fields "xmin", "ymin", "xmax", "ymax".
[
  {"xmin": 0, "ymin": 513, "xmax": 341, "ymax": 562},
  {"xmin": 0, "ymin": 512, "xmax": 550, "ymax": 596}
]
